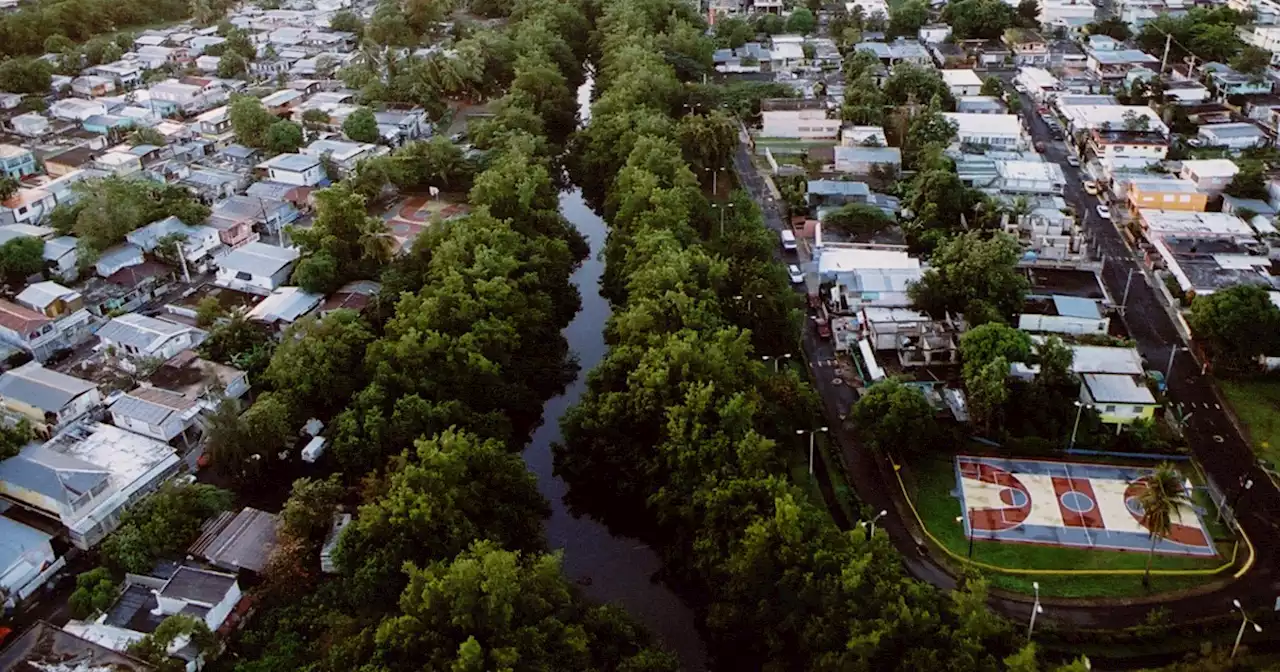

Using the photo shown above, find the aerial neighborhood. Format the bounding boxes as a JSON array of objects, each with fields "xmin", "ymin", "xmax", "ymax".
[{"xmin": 0, "ymin": 0, "xmax": 1277, "ymax": 668}]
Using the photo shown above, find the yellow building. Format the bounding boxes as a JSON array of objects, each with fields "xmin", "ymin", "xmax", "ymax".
[
  {"xmin": 1080, "ymin": 374, "xmax": 1158, "ymax": 425},
  {"xmin": 1126, "ymin": 177, "xmax": 1208, "ymax": 213}
]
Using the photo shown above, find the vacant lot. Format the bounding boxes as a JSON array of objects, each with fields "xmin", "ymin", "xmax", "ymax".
[{"xmin": 1219, "ymin": 378, "xmax": 1280, "ymax": 472}]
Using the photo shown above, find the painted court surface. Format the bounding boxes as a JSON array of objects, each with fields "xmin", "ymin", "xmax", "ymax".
[{"xmin": 954, "ymin": 456, "xmax": 1215, "ymax": 557}]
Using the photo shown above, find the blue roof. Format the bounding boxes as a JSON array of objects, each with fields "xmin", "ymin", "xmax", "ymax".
[
  {"xmin": 1052, "ymin": 295, "xmax": 1101, "ymax": 319},
  {"xmin": 808, "ymin": 180, "xmax": 870, "ymax": 197},
  {"xmin": 0, "ymin": 445, "xmax": 109, "ymax": 505},
  {"xmin": 0, "ymin": 515, "xmax": 52, "ymax": 569}
]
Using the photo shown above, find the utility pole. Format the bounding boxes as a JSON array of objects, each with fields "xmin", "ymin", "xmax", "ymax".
[
  {"xmin": 174, "ymin": 239, "xmax": 190, "ymax": 284},
  {"xmin": 1160, "ymin": 32, "xmax": 1172, "ymax": 76}
]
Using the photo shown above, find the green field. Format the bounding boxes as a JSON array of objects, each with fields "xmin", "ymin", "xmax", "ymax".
[
  {"xmin": 1219, "ymin": 378, "xmax": 1280, "ymax": 472},
  {"xmin": 907, "ymin": 455, "xmax": 1233, "ymax": 598}
]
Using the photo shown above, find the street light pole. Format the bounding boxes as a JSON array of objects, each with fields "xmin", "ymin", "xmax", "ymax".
[
  {"xmin": 863, "ymin": 509, "xmax": 888, "ymax": 539},
  {"xmin": 955, "ymin": 510, "xmax": 976, "ymax": 558},
  {"xmin": 1027, "ymin": 582, "xmax": 1044, "ymax": 641},
  {"xmin": 1230, "ymin": 477, "xmax": 1254, "ymax": 513},
  {"xmin": 797, "ymin": 426, "xmax": 829, "ymax": 476},
  {"xmin": 1121, "ymin": 268, "xmax": 1135, "ymax": 308},
  {"xmin": 1166, "ymin": 346, "xmax": 1186, "ymax": 378},
  {"xmin": 1069, "ymin": 401, "xmax": 1092, "ymax": 450},
  {"xmin": 1232, "ymin": 599, "xmax": 1263, "ymax": 658}
]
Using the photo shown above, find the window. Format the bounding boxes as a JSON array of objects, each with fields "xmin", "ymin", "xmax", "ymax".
[
  {"xmin": 235, "ymin": 270, "xmax": 252, "ymax": 281},
  {"xmin": 1163, "ymin": 194, "xmax": 1174, "ymax": 202},
  {"xmin": 1180, "ymin": 195, "xmax": 1191, "ymax": 203},
  {"xmin": 1104, "ymin": 405, "xmax": 1116, "ymax": 413},
  {"xmin": 17, "ymin": 206, "xmax": 26, "ymax": 215}
]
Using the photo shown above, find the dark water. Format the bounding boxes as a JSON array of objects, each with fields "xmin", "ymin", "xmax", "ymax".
[{"xmin": 518, "ymin": 80, "xmax": 709, "ymax": 671}]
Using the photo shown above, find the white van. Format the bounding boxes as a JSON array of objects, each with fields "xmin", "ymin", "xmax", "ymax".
[{"xmin": 780, "ymin": 229, "xmax": 797, "ymax": 251}]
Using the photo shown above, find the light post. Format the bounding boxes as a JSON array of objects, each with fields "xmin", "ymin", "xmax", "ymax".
[
  {"xmin": 706, "ymin": 166, "xmax": 726, "ymax": 194},
  {"xmin": 1230, "ymin": 476, "xmax": 1254, "ymax": 513},
  {"xmin": 734, "ymin": 293, "xmax": 765, "ymax": 312},
  {"xmin": 1166, "ymin": 345, "xmax": 1188, "ymax": 378},
  {"xmin": 797, "ymin": 426, "xmax": 829, "ymax": 477},
  {"xmin": 860, "ymin": 509, "xmax": 888, "ymax": 539},
  {"xmin": 762, "ymin": 353, "xmax": 792, "ymax": 372},
  {"xmin": 955, "ymin": 509, "xmax": 975, "ymax": 558},
  {"xmin": 1232, "ymin": 599, "xmax": 1262, "ymax": 658},
  {"xmin": 1027, "ymin": 582, "xmax": 1044, "ymax": 641},
  {"xmin": 1069, "ymin": 401, "xmax": 1093, "ymax": 450},
  {"xmin": 1121, "ymin": 268, "xmax": 1135, "ymax": 309}
]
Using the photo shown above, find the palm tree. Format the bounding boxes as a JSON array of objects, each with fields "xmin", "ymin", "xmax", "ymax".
[{"xmin": 1137, "ymin": 462, "xmax": 1191, "ymax": 587}]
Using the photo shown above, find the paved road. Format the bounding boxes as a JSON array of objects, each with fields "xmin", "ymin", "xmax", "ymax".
[{"xmin": 731, "ymin": 110, "xmax": 1280, "ymax": 630}]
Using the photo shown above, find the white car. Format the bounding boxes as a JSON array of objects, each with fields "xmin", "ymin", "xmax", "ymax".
[
  {"xmin": 1096, "ymin": 204, "xmax": 1111, "ymax": 220},
  {"xmin": 1065, "ymin": 155, "xmax": 1079, "ymax": 167},
  {"xmin": 788, "ymin": 264, "xmax": 804, "ymax": 284},
  {"xmin": 1083, "ymin": 181, "xmax": 1099, "ymax": 195}
]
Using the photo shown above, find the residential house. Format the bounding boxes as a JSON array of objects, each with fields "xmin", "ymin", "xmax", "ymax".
[
  {"xmin": 1018, "ymin": 295, "xmax": 1110, "ymax": 335},
  {"xmin": 943, "ymin": 113, "xmax": 1028, "ymax": 149},
  {"xmin": 1124, "ymin": 176, "xmax": 1209, "ymax": 212},
  {"xmin": 1003, "ymin": 28, "xmax": 1049, "ymax": 66},
  {"xmin": 0, "ymin": 188, "xmax": 56, "ymax": 227},
  {"xmin": 1202, "ymin": 62, "xmax": 1272, "ymax": 98},
  {"xmin": 840, "ymin": 125, "xmax": 889, "ymax": 146},
  {"xmin": 941, "ymin": 69, "xmax": 984, "ymax": 97},
  {"xmin": 0, "ymin": 517, "xmax": 59, "ymax": 602},
  {"xmin": 816, "ymin": 246, "xmax": 924, "ymax": 321},
  {"xmin": 110, "ymin": 387, "xmax": 202, "ymax": 443},
  {"xmin": 1040, "ymin": 0, "xmax": 1096, "ymax": 33},
  {"xmin": 205, "ymin": 211, "xmax": 260, "ymax": 250},
  {"xmin": 321, "ymin": 279, "xmax": 381, "ymax": 315},
  {"xmin": 855, "ymin": 40, "xmax": 933, "ymax": 67},
  {"xmin": 1198, "ymin": 122, "xmax": 1270, "ymax": 150},
  {"xmin": 1081, "ymin": 374, "xmax": 1158, "ymax": 424},
  {"xmin": 97, "ymin": 313, "xmax": 207, "ymax": 364},
  {"xmin": 0, "ymin": 144, "xmax": 36, "ymax": 179},
  {"xmin": 300, "ymin": 138, "xmax": 386, "ymax": 175},
  {"xmin": 181, "ymin": 167, "xmax": 242, "ymax": 201},
  {"xmin": 833, "ymin": 146, "xmax": 901, "ymax": 176},
  {"xmin": 94, "ymin": 244, "xmax": 145, "ymax": 279},
  {"xmin": 918, "ymin": 24, "xmax": 952, "ymax": 43},
  {"xmin": 134, "ymin": 46, "xmax": 181, "ymax": 70},
  {"xmin": 43, "ymin": 236, "xmax": 79, "ymax": 282},
  {"xmin": 127, "ymin": 216, "xmax": 222, "ymax": 269},
  {"xmin": 188, "ymin": 507, "xmax": 280, "ymax": 574},
  {"xmin": 88, "ymin": 61, "xmax": 142, "ymax": 89},
  {"xmin": 83, "ymin": 260, "xmax": 174, "ymax": 317},
  {"xmin": 195, "ymin": 55, "xmax": 222, "ymax": 73},
  {"xmin": 257, "ymin": 153, "xmax": 326, "ymax": 187},
  {"xmin": 1061, "ymin": 105, "xmax": 1169, "ymax": 169},
  {"xmin": 760, "ymin": 99, "xmax": 841, "ymax": 139},
  {"xmin": 81, "ymin": 114, "xmax": 137, "ymax": 137},
  {"xmin": 995, "ymin": 160, "xmax": 1067, "ymax": 195},
  {"xmin": 215, "ymin": 242, "xmax": 299, "ymax": 294},
  {"xmin": 192, "ymin": 105, "xmax": 234, "ymax": 148},
  {"xmin": 14, "ymin": 281, "xmax": 93, "ymax": 347},
  {"xmin": 10, "ymin": 112, "xmax": 50, "ymax": 138},
  {"xmin": 0, "ymin": 362, "xmax": 101, "ymax": 430},
  {"xmin": 44, "ymin": 147, "xmax": 98, "ymax": 177},
  {"xmin": 149, "ymin": 79, "xmax": 226, "ymax": 116},
  {"xmin": 146, "ymin": 349, "xmax": 250, "ymax": 403},
  {"xmin": 1237, "ymin": 24, "xmax": 1280, "ymax": 67},
  {"xmin": 212, "ymin": 195, "xmax": 299, "ymax": 236},
  {"xmin": 0, "ymin": 300, "xmax": 59, "ymax": 362},
  {"xmin": 246, "ymin": 286, "xmax": 322, "ymax": 327},
  {"xmin": 50, "ymin": 99, "xmax": 108, "ymax": 122},
  {"xmin": 956, "ymin": 96, "xmax": 1008, "ymax": 114},
  {"xmin": 92, "ymin": 152, "xmax": 143, "ymax": 176},
  {"xmin": 71, "ymin": 76, "xmax": 116, "ymax": 98},
  {"xmin": 806, "ymin": 180, "xmax": 872, "ymax": 209},
  {"xmin": 374, "ymin": 108, "xmax": 427, "ymax": 146},
  {"xmin": 0, "ymin": 621, "xmax": 154, "ymax": 670},
  {"xmin": 1086, "ymin": 42, "xmax": 1160, "ymax": 81}
]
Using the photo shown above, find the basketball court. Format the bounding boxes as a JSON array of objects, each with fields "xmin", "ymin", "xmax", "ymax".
[{"xmin": 954, "ymin": 456, "xmax": 1215, "ymax": 557}]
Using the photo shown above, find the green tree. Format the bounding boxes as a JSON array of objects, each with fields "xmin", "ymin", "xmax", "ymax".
[
  {"xmin": 1087, "ymin": 17, "xmax": 1132, "ymax": 41},
  {"xmin": 785, "ymin": 8, "xmax": 816, "ymax": 35},
  {"xmin": 0, "ymin": 58, "xmax": 53, "ymax": 94},
  {"xmin": 1015, "ymin": 0, "xmax": 1040, "ymax": 27},
  {"xmin": 1231, "ymin": 46, "xmax": 1271, "ymax": 74},
  {"xmin": 823, "ymin": 203, "xmax": 894, "ymax": 238},
  {"xmin": 968, "ymin": 355, "xmax": 1010, "ymax": 432},
  {"xmin": 908, "ymin": 231, "xmax": 1029, "ymax": 323},
  {"xmin": 959, "ymin": 321, "xmax": 1032, "ymax": 381},
  {"xmin": 128, "ymin": 615, "xmax": 215, "ymax": 672},
  {"xmin": 342, "ymin": 106, "xmax": 380, "ymax": 143},
  {"xmin": 229, "ymin": 95, "xmax": 276, "ymax": 148},
  {"xmin": 889, "ymin": 0, "xmax": 929, "ymax": 37},
  {"xmin": 675, "ymin": 110, "xmax": 737, "ymax": 174},
  {"xmin": 328, "ymin": 9, "xmax": 364, "ymax": 36},
  {"xmin": 68, "ymin": 567, "xmax": 117, "ymax": 619},
  {"xmin": 265, "ymin": 120, "xmax": 304, "ymax": 153},
  {"xmin": 199, "ymin": 310, "xmax": 274, "ymax": 375},
  {"xmin": 224, "ymin": 28, "xmax": 256, "ymax": 59},
  {"xmin": 216, "ymin": 50, "xmax": 247, "ymax": 78},
  {"xmin": 1035, "ymin": 335, "xmax": 1075, "ymax": 390},
  {"xmin": 0, "ymin": 236, "xmax": 47, "ymax": 283},
  {"xmin": 714, "ymin": 16, "xmax": 755, "ymax": 49},
  {"xmin": 1225, "ymin": 160, "xmax": 1267, "ymax": 199},
  {"xmin": 1188, "ymin": 283, "xmax": 1280, "ymax": 372},
  {"xmin": 851, "ymin": 378, "xmax": 939, "ymax": 455},
  {"xmin": 301, "ymin": 107, "xmax": 330, "ymax": 131},
  {"xmin": 290, "ymin": 183, "xmax": 391, "ymax": 294},
  {"xmin": 980, "ymin": 76, "xmax": 1004, "ymax": 97},
  {"xmin": 279, "ymin": 475, "xmax": 345, "ymax": 542},
  {"xmin": 0, "ymin": 176, "xmax": 17, "ymax": 202},
  {"xmin": 943, "ymin": 0, "xmax": 1016, "ymax": 39},
  {"xmin": 128, "ymin": 126, "xmax": 166, "ymax": 146},
  {"xmin": 50, "ymin": 177, "xmax": 209, "ymax": 253},
  {"xmin": 263, "ymin": 310, "xmax": 374, "ymax": 417},
  {"xmin": 884, "ymin": 63, "xmax": 953, "ymax": 107},
  {"xmin": 100, "ymin": 483, "xmax": 233, "ymax": 573},
  {"xmin": 194, "ymin": 296, "xmax": 224, "ymax": 328},
  {"xmin": 1137, "ymin": 463, "xmax": 1191, "ymax": 586}
]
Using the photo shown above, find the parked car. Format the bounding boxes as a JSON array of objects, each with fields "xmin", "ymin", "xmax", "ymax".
[
  {"xmin": 1096, "ymin": 204, "xmax": 1111, "ymax": 219},
  {"xmin": 1065, "ymin": 154, "xmax": 1079, "ymax": 167},
  {"xmin": 1083, "ymin": 180, "xmax": 1099, "ymax": 195},
  {"xmin": 788, "ymin": 264, "xmax": 804, "ymax": 284},
  {"xmin": 1035, "ymin": 141, "xmax": 1046, "ymax": 153}
]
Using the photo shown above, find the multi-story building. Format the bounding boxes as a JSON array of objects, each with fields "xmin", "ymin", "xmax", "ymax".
[{"xmin": 0, "ymin": 144, "xmax": 37, "ymax": 179}]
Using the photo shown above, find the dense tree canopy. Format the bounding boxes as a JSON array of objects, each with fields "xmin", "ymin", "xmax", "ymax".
[
  {"xmin": 1188, "ymin": 283, "xmax": 1280, "ymax": 373},
  {"xmin": 909, "ymin": 231, "xmax": 1029, "ymax": 323},
  {"xmin": 99, "ymin": 483, "xmax": 232, "ymax": 573},
  {"xmin": 49, "ymin": 176, "xmax": 209, "ymax": 253}
]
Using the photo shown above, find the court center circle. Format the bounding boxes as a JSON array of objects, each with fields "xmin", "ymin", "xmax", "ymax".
[
  {"xmin": 1125, "ymin": 496, "xmax": 1145, "ymax": 516},
  {"xmin": 999, "ymin": 488, "xmax": 1029, "ymax": 507},
  {"xmin": 1059, "ymin": 491, "xmax": 1095, "ymax": 513}
]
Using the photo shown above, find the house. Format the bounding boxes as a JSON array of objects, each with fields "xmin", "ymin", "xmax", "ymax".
[
  {"xmin": 257, "ymin": 153, "xmax": 326, "ymax": 187},
  {"xmin": 188, "ymin": 507, "xmax": 281, "ymax": 574},
  {"xmin": 94, "ymin": 244, "xmax": 146, "ymax": 279},
  {"xmin": 246, "ymin": 286, "xmax": 322, "ymax": 326},
  {"xmin": 88, "ymin": 61, "xmax": 142, "ymax": 88},
  {"xmin": 1198, "ymin": 122, "xmax": 1270, "ymax": 151},
  {"xmin": 856, "ymin": 40, "xmax": 934, "ymax": 66},
  {"xmin": 833, "ymin": 146, "xmax": 901, "ymax": 176},
  {"xmin": 1081, "ymin": 374, "xmax": 1158, "ymax": 424},
  {"xmin": 146, "ymin": 349, "xmax": 250, "ymax": 402},
  {"xmin": 918, "ymin": 24, "xmax": 952, "ymax": 43},
  {"xmin": 213, "ymin": 195, "xmax": 300, "ymax": 236},
  {"xmin": 375, "ymin": 108, "xmax": 427, "ymax": 145},
  {"xmin": 110, "ymin": 387, "xmax": 202, "ymax": 443},
  {"xmin": 45, "ymin": 147, "xmax": 99, "ymax": 177},
  {"xmin": 1003, "ymin": 28, "xmax": 1049, "ymax": 66},
  {"xmin": 127, "ymin": 216, "xmax": 222, "ymax": 267},
  {"xmin": 10, "ymin": 112, "xmax": 50, "ymax": 137},
  {"xmin": 215, "ymin": 242, "xmax": 299, "ymax": 294},
  {"xmin": 64, "ymin": 564, "xmax": 241, "ymax": 669},
  {"xmin": 50, "ymin": 99, "xmax": 108, "ymax": 122},
  {"xmin": 0, "ymin": 144, "xmax": 37, "ymax": 179},
  {"xmin": 860, "ymin": 307, "xmax": 960, "ymax": 367},
  {"xmin": 1202, "ymin": 63, "xmax": 1272, "ymax": 98},
  {"xmin": 1060, "ymin": 105, "xmax": 1169, "ymax": 167},
  {"xmin": 195, "ymin": 55, "xmax": 222, "ymax": 73},
  {"xmin": 1124, "ymin": 177, "xmax": 1208, "ymax": 212},
  {"xmin": 840, "ymin": 125, "xmax": 888, "ymax": 147},
  {"xmin": 943, "ymin": 113, "xmax": 1028, "ymax": 150},
  {"xmin": 97, "ymin": 313, "xmax": 208, "ymax": 363},
  {"xmin": 1237, "ymin": 24, "xmax": 1280, "ymax": 67},
  {"xmin": 92, "ymin": 151, "xmax": 143, "ymax": 176},
  {"xmin": 0, "ymin": 516, "xmax": 59, "ymax": 602},
  {"xmin": 806, "ymin": 180, "xmax": 872, "ymax": 209},
  {"xmin": 71, "ymin": 75, "xmax": 116, "ymax": 98},
  {"xmin": 0, "ymin": 300, "xmax": 60, "ymax": 361},
  {"xmin": 149, "ymin": 79, "xmax": 226, "ymax": 116},
  {"xmin": 816, "ymin": 245, "xmax": 923, "ymax": 315},
  {"xmin": 193, "ymin": 105, "xmax": 234, "ymax": 145},
  {"xmin": 321, "ymin": 279, "xmax": 381, "ymax": 315},
  {"xmin": 260, "ymin": 88, "xmax": 304, "ymax": 115},
  {"xmin": 0, "ymin": 188, "xmax": 56, "ymax": 226},
  {"xmin": 0, "ymin": 621, "xmax": 154, "ymax": 670},
  {"xmin": 1039, "ymin": 0, "xmax": 1096, "ymax": 32},
  {"xmin": 713, "ymin": 43, "xmax": 771, "ymax": 73},
  {"xmin": 1086, "ymin": 48, "xmax": 1160, "ymax": 81},
  {"xmin": 1018, "ymin": 295, "xmax": 1110, "ymax": 335},
  {"xmin": 300, "ymin": 138, "xmax": 386, "ymax": 174},
  {"xmin": 956, "ymin": 96, "xmax": 1008, "ymax": 114},
  {"xmin": 995, "ymin": 160, "xmax": 1066, "ymax": 195},
  {"xmin": 0, "ymin": 362, "xmax": 100, "ymax": 429},
  {"xmin": 14, "ymin": 281, "xmax": 93, "ymax": 347},
  {"xmin": 43, "ymin": 236, "xmax": 80, "ymax": 282},
  {"xmin": 760, "ymin": 99, "xmax": 840, "ymax": 139},
  {"xmin": 205, "ymin": 212, "xmax": 260, "ymax": 250},
  {"xmin": 941, "ymin": 69, "xmax": 984, "ymax": 97}
]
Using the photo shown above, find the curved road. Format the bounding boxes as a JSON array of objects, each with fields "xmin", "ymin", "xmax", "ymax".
[{"xmin": 730, "ymin": 113, "xmax": 1280, "ymax": 631}]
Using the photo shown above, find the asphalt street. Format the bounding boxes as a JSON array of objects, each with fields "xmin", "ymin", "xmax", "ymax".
[{"xmin": 730, "ymin": 104, "xmax": 1280, "ymax": 630}]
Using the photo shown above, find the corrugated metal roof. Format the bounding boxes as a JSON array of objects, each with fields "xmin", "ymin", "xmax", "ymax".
[
  {"xmin": 0, "ymin": 362, "xmax": 96, "ymax": 412},
  {"xmin": 97, "ymin": 314, "xmax": 193, "ymax": 352},
  {"xmin": 0, "ymin": 445, "xmax": 109, "ymax": 504},
  {"xmin": 1052, "ymin": 295, "xmax": 1101, "ymax": 319}
]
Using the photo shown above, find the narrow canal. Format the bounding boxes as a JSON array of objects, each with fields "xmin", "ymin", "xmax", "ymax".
[{"xmin": 518, "ymin": 79, "xmax": 709, "ymax": 670}]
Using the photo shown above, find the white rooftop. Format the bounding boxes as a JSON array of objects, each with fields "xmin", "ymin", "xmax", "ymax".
[
  {"xmin": 1139, "ymin": 210, "xmax": 1254, "ymax": 236},
  {"xmin": 817, "ymin": 247, "xmax": 921, "ymax": 274},
  {"xmin": 943, "ymin": 113, "xmax": 1023, "ymax": 136},
  {"xmin": 1059, "ymin": 105, "xmax": 1168, "ymax": 133},
  {"xmin": 1181, "ymin": 159, "xmax": 1239, "ymax": 178},
  {"xmin": 1068, "ymin": 345, "xmax": 1144, "ymax": 375},
  {"xmin": 941, "ymin": 69, "xmax": 984, "ymax": 88},
  {"xmin": 1083, "ymin": 373, "xmax": 1157, "ymax": 404}
]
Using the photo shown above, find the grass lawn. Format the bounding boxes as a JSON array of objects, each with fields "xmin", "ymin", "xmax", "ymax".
[
  {"xmin": 907, "ymin": 455, "xmax": 1232, "ymax": 598},
  {"xmin": 1219, "ymin": 378, "xmax": 1280, "ymax": 471}
]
